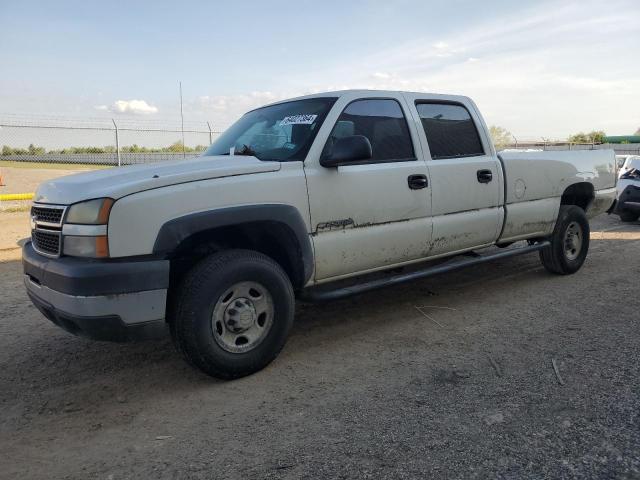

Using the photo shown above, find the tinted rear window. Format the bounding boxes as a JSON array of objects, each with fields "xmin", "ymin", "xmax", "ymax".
[{"xmin": 416, "ymin": 103, "xmax": 485, "ymax": 159}]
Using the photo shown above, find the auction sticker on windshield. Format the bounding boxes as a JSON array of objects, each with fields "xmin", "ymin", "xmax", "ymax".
[{"xmin": 280, "ymin": 114, "xmax": 318, "ymax": 126}]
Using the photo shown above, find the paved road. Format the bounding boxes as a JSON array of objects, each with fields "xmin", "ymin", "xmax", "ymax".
[{"xmin": 1, "ymin": 215, "xmax": 639, "ymax": 479}]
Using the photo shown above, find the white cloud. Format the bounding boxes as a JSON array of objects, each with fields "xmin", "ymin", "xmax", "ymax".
[
  {"xmin": 280, "ymin": 0, "xmax": 640, "ymax": 137},
  {"xmin": 191, "ymin": 91, "xmax": 298, "ymax": 127},
  {"xmin": 93, "ymin": 105, "xmax": 108, "ymax": 111},
  {"xmin": 110, "ymin": 99, "xmax": 158, "ymax": 115},
  {"xmin": 185, "ymin": 0, "xmax": 640, "ymax": 137},
  {"xmin": 371, "ymin": 72, "xmax": 392, "ymax": 80}
]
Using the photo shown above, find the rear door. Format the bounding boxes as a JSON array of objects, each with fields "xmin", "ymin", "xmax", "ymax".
[
  {"xmin": 405, "ymin": 94, "xmax": 503, "ymax": 256},
  {"xmin": 304, "ymin": 92, "xmax": 433, "ymax": 281}
]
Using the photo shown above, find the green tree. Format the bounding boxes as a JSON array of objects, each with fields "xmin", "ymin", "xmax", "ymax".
[
  {"xmin": 27, "ymin": 144, "xmax": 45, "ymax": 155},
  {"xmin": 489, "ymin": 125, "xmax": 512, "ymax": 148},
  {"xmin": 167, "ymin": 141, "xmax": 185, "ymax": 153},
  {"xmin": 568, "ymin": 130, "xmax": 606, "ymax": 143},
  {"xmin": 2, "ymin": 145, "xmax": 12, "ymax": 156}
]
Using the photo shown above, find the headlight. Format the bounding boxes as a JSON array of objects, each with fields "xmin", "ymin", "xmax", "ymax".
[
  {"xmin": 66, "ymin": 198, "xmax": 114, "ymax": 225},
  {"xmin": 63, "ymin": 198, "xmax": 113, "ymax": 258},
  {"xmin": 63, "ymin": 235, "xmax": 109, "ymax": 258}
]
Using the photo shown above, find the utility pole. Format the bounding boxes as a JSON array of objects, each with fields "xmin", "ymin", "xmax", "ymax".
[
  {"xmin": 112, "ymin": 119, "xmax": 121, "ymax": 167},
  {"xmin": 207, "ymin": 121, "xmax": 213, "ymax": 145},
  {"xmin": 179, "ymin": 81, "xmax": 186, "ymax": 159}
]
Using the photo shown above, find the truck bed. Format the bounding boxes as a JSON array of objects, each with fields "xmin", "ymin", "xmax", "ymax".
[{"xmin": 497, "ymin": 149, "xmax": 617, "ymax": 242}]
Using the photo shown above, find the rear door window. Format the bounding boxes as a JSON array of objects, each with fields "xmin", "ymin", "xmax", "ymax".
[
  {"xmin": 324, "ymin": 99, "xmax": 415, "ymax": 163},
  {"xmin": 415, "ymin": 102, "xmax": 485, "ymax": 159}
]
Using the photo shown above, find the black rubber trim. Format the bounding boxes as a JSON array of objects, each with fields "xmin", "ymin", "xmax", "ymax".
[
  {"xmin": 22, "ymin": 242, "xmax": 170, "ymax": 296},
  {"xmin": 27, "ymin": 291, "xmax": 167, "ymax": 342},
  {"xmin": 614, "ymin": 184, "xmax": 640, "ymax": 213},
  {"xmin": 299, "ymin": 241, "xmax": 550, "ymax": 302},
  {"xmin": 153, "ymin": 204, "xmax": 314, "ymax": 284}
]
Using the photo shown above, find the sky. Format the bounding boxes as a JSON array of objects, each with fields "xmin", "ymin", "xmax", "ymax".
[{"xmin": 1, "ymin": 0, "xmax": 639, "ymax": 140}]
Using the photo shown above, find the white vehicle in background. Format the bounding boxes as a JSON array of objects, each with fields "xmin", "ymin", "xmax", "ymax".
[
  {"xmin": 616, "ymin": 155, "xmax": 640, "ymax": 178},
  {"xmin": 23, "ymin": 90, "xmax": 617, "ymax": 379},
  {"xmin": 613, "ymin": 156, "xmax": 640, "ymax": 222}
]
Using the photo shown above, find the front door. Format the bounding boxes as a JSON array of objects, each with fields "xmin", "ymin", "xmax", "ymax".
[{"xmin": 304, "ymin": 93, "xmax": 433, "ymax": 282}]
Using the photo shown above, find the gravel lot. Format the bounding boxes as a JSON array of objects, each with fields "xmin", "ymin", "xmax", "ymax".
[
  {"xmin": 0, "ymin": 165, "xmax": 97, "ymax": 214},
  {"xmin": 0, "ymin": 165, "xmax": 94, "ymax": 195},
  {"xmin": 0, "ymin": 214, "xmax": 639, "ymax": 479}
]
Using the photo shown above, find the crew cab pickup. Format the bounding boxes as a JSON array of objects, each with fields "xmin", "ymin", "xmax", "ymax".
[{"xmin": 23, "ymin": 90, "xmax": 617, "ymax": 378}]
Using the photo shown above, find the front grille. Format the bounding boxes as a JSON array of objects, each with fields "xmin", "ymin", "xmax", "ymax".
[
  {"xmin": 31, "ymin": 205, "xmax": 65, "ymax": 225},
  {"xmin": 32, "ymin": 229, "xmax": 61, "ymax": 256}
]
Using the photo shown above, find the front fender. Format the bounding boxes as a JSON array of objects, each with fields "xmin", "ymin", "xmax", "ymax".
[{"xmin": 153, "ymin": 204, "xmax": 314, "ymax": 285}]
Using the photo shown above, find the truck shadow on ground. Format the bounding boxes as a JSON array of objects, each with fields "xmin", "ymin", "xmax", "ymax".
[{"xmin": 1, "ymin": 221, "xmax": 639, "ymax": 419}]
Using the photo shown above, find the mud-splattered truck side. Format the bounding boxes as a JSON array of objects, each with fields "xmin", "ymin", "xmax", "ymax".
[{"xmin": 23, "ymin": 90, "xmax": 617, "ymax": 378}]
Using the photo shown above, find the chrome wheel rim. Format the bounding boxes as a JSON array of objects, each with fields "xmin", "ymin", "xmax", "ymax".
[
  {"xmin": 563, "ymin": 221, "xmax": 583, "ymax": 261},
  {"xmin": 211, "ymin": 281, "xmax": 274, "ymax": 353}
]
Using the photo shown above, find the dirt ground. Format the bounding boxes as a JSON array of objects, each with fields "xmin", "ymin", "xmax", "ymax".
[
  {"xmin": 0, "ymin": 165, "xmax": 94, "ymax": 195},
  {"xmin": 0, "ymin": 166, "xmax": 96, "ymax": 215},
  {"xmin": 0, "ymin": 214, "xmax": 639, "ymax": 479},
  {"xmin": 0, "ymin": 166, "xmax": 94, "ymax": 251}
]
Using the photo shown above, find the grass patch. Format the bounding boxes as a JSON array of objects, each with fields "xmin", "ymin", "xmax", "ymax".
[{"xmin": 0, "ymin": 160, "xmax": 110, "ymax": 170}]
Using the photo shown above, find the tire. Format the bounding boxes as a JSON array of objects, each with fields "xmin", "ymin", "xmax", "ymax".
[
  {"xmin": 539, "ymin": 205, "xmax": 590, "ymax": 275},
  {"xmin": 170, "ymin": 249, "xmax": 294, "ymax": 379},
  {"xmin": 619, "ymin": 211, "xmax": 639, "ymax": 223}
]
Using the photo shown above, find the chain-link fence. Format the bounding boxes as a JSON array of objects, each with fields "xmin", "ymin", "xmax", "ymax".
[
  {"xmin": 0, "ymin": 115, "xmax": 222, "ymax": 166},
  {"xmin": 2, "ymin": 115, "xmax": 640, "ymax": 167},
  {"xmin": 500, "ymin": 139, "xmax": 640, "ymax": 155}
]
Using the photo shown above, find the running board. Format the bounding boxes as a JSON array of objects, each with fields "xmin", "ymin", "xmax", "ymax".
[{"xmin": 299, "ymin": 241, "xmax": 550, "ymax": 303}]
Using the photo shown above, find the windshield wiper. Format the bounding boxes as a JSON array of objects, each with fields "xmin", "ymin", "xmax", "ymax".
[{"xmin": 211, "ymin": 145, "xmax": 261, "ymax": 158}]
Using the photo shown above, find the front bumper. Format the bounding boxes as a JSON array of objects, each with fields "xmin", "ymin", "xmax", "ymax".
[
  {"xmin": 22, "ymin": 242, "xmax": 170, "ymax": 342},
  {"xmin": 615, "ymin": 184, "xmax": 640, "ymax": 214}
]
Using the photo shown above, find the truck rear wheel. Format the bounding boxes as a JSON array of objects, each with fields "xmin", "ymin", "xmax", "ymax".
[
  {"xmin": 539, "ymin": 205, "xmax": 590, "ymax": 275},
  {"xmin": 170, "ymin": 249, "xmax": 294, "ymax": 379}
]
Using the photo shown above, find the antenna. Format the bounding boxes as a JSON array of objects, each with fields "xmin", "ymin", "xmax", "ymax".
[{"xmin": 179, "ymin": 81, "xmax": 186, "ymax": 159}]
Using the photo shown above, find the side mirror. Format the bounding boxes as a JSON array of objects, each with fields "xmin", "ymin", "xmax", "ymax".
[{"xmin": 320, "ymin": 135, "xmax": 372, "ymax": 167}]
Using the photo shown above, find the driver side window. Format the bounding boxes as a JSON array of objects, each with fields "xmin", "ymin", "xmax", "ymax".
[{"xmin": 323, "ymin": 99, "xmax": 415, "ymax": 163}]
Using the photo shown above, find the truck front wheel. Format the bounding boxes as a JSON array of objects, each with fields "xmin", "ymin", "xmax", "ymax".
[
  {"xmin": 539, "ymin": 205, "xmax": 590, "ymax": 275},
  {"xmin": 170, "ymin": 249, "xmax": 294, "ymax": 379}
]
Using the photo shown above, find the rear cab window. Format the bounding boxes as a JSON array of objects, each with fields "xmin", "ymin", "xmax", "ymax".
[
  {"xmin": 323, "ymin": 98, "xmax": 415, "ymax": 163},
  {"xmin": 415, "ymin": 102, "xmax": 485, "ymax": 160}
]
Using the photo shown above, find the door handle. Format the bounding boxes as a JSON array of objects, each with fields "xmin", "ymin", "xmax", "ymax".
[
  {"xmin": 477, "ymin": 169, "xmax": 493, "ymax": 183},
  {"xmin": 408, "ymin": 174, "xmax": 428, "ymax": 189}
]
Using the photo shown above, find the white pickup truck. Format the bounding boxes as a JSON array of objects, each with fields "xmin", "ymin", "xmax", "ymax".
[{"xmin": 23, "ymin": 90, "xmax": 617, "ymax": 378}]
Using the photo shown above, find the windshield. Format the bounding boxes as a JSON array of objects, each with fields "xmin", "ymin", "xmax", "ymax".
[{"xmin": 203, "ymin": 97, "xmax": 337, "ymax": 161}]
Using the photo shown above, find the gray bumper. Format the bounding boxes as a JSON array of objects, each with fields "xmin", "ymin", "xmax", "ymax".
[{"xmin": 23, "ymin": 242, "xmax": 170, "ymax": 342}]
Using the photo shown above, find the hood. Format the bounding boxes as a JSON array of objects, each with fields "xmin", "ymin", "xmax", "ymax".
[{"xmin": 34, "ymin": 155, "xmax": 281, "ymax": 205}]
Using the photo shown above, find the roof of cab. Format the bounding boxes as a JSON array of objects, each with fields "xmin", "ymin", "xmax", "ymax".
[{"xmin": 262, "ymin": 89, "xmax": 472, "ymax": 107}]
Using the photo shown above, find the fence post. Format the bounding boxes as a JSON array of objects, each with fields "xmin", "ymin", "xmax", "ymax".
[
  {"xmin": 207, "ymin": 121, "xmax": 213, "ymax": 145},
  {"xmin": 112, "ymin": 119, "xmax": 121, "ymax": 167}
]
